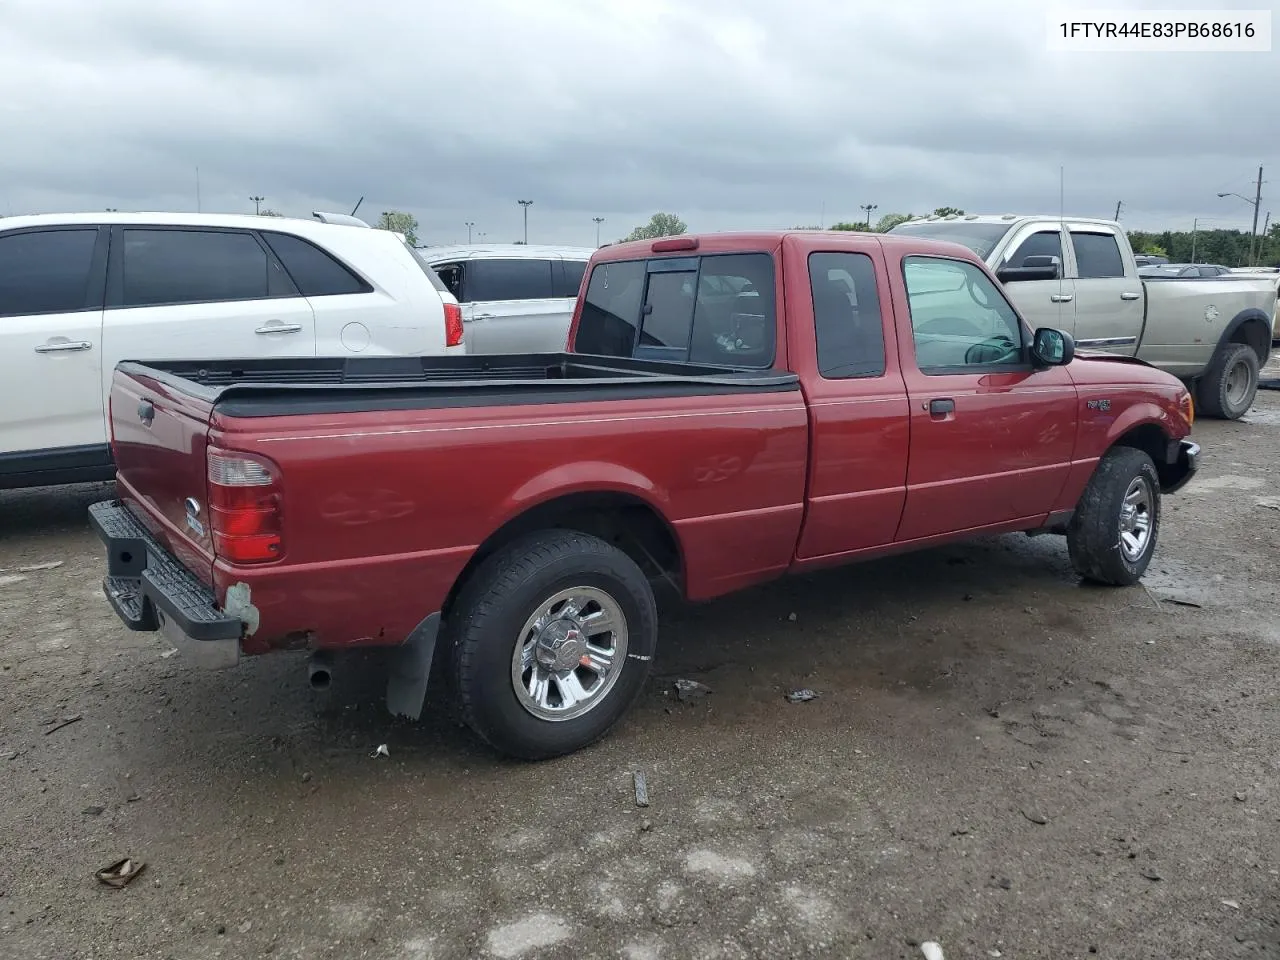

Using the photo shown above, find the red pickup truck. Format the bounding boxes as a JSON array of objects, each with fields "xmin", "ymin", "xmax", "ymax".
[{"xmin": 90, "ymin": 231, "xmax": 1198, "ymax": 759}]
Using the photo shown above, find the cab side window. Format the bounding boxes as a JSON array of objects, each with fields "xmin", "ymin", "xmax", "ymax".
[
  {"xmin": 903, "ymin": 256, "xmax": 1024, "ymax": 372},
  {"xmin": 808, "ymin": 251, "xmax": 885, "ymax": 378}
]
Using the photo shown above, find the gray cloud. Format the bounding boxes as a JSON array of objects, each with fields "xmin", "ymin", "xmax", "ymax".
[{"xmin": 1, "ymin": 0, "xmax": 1275, "ymax": 245}]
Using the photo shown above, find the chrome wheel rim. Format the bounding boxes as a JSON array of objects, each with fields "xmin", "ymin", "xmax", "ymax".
[
  {"xmin": 511, "ymin": 587, "xmax": 628, "ymax": 722},
  {"xmin": 1119, "ymin": 476, "xmax": 1154, "ymax": 562},
  {"xmin": 1225, "ymin": 358, "xmax": 1253, "ymax": 407}
]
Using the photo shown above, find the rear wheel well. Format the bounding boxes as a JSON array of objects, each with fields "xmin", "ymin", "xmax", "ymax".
[
  {"xmin": 1228, "ymin": 316, "xmax": 1271, "ymax": 365},
  {"xmin": 1112, "ymin": 424, "xmax": 1176, "ymax": 489},
  {"xmin": 441, "ymin": 493, "xmax": 683, "ymax": 619}
]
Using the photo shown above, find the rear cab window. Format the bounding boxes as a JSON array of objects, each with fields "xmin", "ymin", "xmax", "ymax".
[{"xmin": 575, "ymin": 252, "xmax": 777, "ymax": 368}]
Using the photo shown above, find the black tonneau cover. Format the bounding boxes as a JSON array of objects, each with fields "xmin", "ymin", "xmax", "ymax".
[{"xmin": 114, "ymin": 353, "xmax": 800, "ymax": 417}]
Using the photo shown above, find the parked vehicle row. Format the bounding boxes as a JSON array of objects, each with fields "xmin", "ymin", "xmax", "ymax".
[
  {"xmin": 889, "ymin": 215, "xmax": 1279, "ymax": 419},
  {"xmin": 0, "ymin": 212, "xmax": 466, "ymax": 490},
  {"xmin": 90, "ymin": 229, "xmax": 1197, "ymax": 760}
]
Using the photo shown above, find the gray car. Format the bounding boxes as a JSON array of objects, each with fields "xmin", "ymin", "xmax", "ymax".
[{"xmin": 423, "ymin": 244, "xmax": 595, "ymax": 353}]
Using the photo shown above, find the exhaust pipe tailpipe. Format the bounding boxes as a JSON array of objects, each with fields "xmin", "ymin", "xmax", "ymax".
[{"xmin": 308, "ymin": 650, "xmax": 334, "ymax": 691}]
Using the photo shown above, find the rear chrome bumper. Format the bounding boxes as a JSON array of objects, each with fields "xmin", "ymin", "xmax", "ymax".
[{"xmin": 89, "ymin": 500, "xmax": 241, "ymax": 668}]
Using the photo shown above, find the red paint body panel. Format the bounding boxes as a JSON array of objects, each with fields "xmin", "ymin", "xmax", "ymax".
[{"xmin": 107, "ymin": 231, "xmax": 1196, "ymax": 656}]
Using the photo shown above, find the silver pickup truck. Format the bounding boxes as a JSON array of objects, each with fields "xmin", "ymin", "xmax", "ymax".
[{"xmin": 889, "ymin": 215, "xmax": 1280, "ymax": 419}]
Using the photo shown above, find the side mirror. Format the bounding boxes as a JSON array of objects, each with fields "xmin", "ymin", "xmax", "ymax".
[
  {"xmin": 997, "ymin": 255, "xmax": 1061, "ymax": 283},
  {"xmin": 1031, "ymin": 327, "xmax": 1075, "ymax": 367}
]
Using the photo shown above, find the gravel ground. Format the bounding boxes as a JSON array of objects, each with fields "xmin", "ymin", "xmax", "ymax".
[{"xmin": 2, "ymin": 388, "xmax": 1279, "ymax": 959}]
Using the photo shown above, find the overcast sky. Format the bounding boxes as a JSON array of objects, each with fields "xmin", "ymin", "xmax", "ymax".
[{"xmin": 1, "ymin": 0, "xmax": 1275, "ymax": 245}]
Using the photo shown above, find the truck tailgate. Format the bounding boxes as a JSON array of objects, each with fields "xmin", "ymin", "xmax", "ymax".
[{"xmin": 108, "ymin": 366, "xmax": 217, "ymax": 585}]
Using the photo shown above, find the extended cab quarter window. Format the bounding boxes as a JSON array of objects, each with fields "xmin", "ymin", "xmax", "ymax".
[
  {"xmin": 0, "ymin": 228, "xmax": 99, "ymax": 318},
  {"xmin": 575, "ymin": 253, "xmax": 776, "ymax": 368},
  {"xmin": 1070, "ymin": 231, "xmax": 1126, "ymax": 279},
  {"xmin": 903, "ymin": 256, "xmax": 1024, "ymax": 372},
  {"xmin": 120, "ymin": 229, "xmax": 295, "ymax": 307},
  {"xmin": 464, "ymin": 259, "xmax": 555, "ymax": 302},
  {"xmin": 808, "ymin": 251, "xmax": 885, "ymax": 378}
]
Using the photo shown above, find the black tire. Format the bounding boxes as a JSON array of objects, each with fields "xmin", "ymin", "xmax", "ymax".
[
  {"xmin": 1196, "ymin": 342, "xmax": 1258, "ymax": 420},
  {"xmin": 448, "ymin": 530, "xmax": 657, "ymax": 761},
  {"xmin": 1067, "ymin": 447, "xmax": 1162, "ymax": 586}
]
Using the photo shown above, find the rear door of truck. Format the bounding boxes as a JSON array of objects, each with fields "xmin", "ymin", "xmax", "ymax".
[{"xmin": 108, "ymin": 364, "xmax": 218, "ymax": 583}]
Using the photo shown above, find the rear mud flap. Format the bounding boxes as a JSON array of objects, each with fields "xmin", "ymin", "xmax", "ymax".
[{"xmin": 385, "ymin": 612, "xmax": 441, "ymax": 721}]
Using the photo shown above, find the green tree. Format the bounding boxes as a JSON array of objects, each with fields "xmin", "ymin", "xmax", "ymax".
[
  {"xmin": 875, "ymin": 212, "xmax": 913, "ymax": 232},
  {"xmin": 622, "ymin": 212, "xmax": 687, "ymax": 242},
  {"xmin": 828, "ymin": 221, "xmax": 864, "ymax": 231},
  {"xmin": 932, "ymin": 206, "xmax": 965, "ymax": 217},
  {"xmin": 376, "ymin": 210, "xmax": 420, "ymax": 246}
]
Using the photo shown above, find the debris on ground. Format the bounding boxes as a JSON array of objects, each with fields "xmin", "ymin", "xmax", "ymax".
[
  {"xmin": 1222, "ymin": 899, "xmax": 1241, "ymax": 910},
  {"xmin": 785, "ymin": 689, "xmax": 819, "ymax": 703},
  {"xmin": 1022, "ymin": 810, "xmax": 1049, "ymax": 825},
  {"xmin": 82, "ymin": 805, "xmax": 105, "ymax": 816},
  {"xmin": 1233, "ymin": 791, "xmax": 1247, "ymax": 802},
  {"xmin": 44, "ymin": 714, "xmax": 83, "ymax": 736},
  {"xmin": 921, "ymin": 942, "xmax": 945, "ymax": 960},
  {"xmin": 371, "ymin": 744, "xmax": 389, "ymax": 759},
  {"xmin": 0, "ymin": 574, "xmax": 28, "ymax": 586},
  {"xmin": 1158, "ymin": 596, "xmax": 1203, "ymax": 609},
  {"xmin": 787, "ymin": 612, "xmax": 797, "ymax": 622},
  {"xmin": 18, "ymin": 560, "xmax": 64, "ymax": 573},
  {"xmin": 95, "ymin": 858, "xmax": 146, "ymax": 888},
  {"xmin": 1142, "ymin": 868, "xmax": 1163, "ymax": 881},
  {"xmin": 633, "ymin": 771, "xmax": 649, "ymax": 807},
  {"xmin": 672, "ymin": 679, "xmax": 712, "ymax": 704},
  {"xmin": 159, "ymin": 648, "xmax": 179, "ymax": 659}
]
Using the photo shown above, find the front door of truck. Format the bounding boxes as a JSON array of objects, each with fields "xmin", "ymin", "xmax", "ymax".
[
  {"xmin": 791, "ymin": 247, "xmax": 912, "ymax": 561},
  {"xmin": 891, "ymin": 254, "xmax": 1077, "ymax": 541}
]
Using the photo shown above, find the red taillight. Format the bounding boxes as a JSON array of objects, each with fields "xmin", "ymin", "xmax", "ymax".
[
  {"xmin": 207, "ymin": 449, "xmax": 283, "ymax": 564},
  {"xmin": 444, "ymin": 302, "xmax": 464, "ymax": 347}
]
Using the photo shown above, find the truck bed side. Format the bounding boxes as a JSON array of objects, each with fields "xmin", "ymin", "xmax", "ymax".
[
  {"xmin": 1136, "ymin": 277, "xmax": 1277, "ymax": 377},
  {"xmin": 195, "ymin": 376, "xmax": 808, "ymax": 652}
]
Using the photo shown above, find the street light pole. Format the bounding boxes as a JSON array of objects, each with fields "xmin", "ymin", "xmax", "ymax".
[
  {"xmin": 593, "ymin": 217, "xmax": 605, "ymax": 246},
  {"xmin": 465, "ymin": 221, "xmax": 475, "ymax": 243},
  {"xmin": 1219, "ymin": 165, "xmax": 1265, "ymax": 266},
  {"xmin": 860, "ymin": 203, "xmax": 878, "ymax": 230},
  {"xmin": 250, "ymin": 195, "xmax": 265, "ymax": 215},
  {"xmin": 517, "ymin": 200, "xmax": 533, "ymax": 244}
]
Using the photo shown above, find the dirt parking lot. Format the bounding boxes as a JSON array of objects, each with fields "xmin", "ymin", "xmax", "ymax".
[{"xmin": 2, "ymin": 390, "xmax": 1279, "ymax": 960}]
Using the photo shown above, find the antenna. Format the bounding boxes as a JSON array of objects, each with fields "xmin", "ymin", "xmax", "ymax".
[
  {"xmin": 1058, "ymin": 165, "xmax": 1066, "ymax": 309},
  {"xmin": 350, "ymin": 196, "xmax": 364, "ymax": 217}
]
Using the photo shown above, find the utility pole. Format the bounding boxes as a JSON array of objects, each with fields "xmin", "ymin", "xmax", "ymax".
[
  {"xmin": 250, "ymin": 195, "xmax": 265, "ymax": 215},
  {"xmin": 465, "ymin": 221, "xmax": 474, "ymax": 243},
  {"xmin": 593, "ymin": 217, "xmax": 605, "ymax": 246},
  {"xmin": 1191, "ymin": 218, "xmax": 1200, "ymax": 263},
  {"xmin": 517, "ymin": 200, "xmax": 533, "ymax": 244},
  {"xmin": 1249, "ymin": 165, "xmax": 1263, "ymax": 267},
  {"xmin": 860, "ymin": 203, "xmax": 878, "ymax": 230},
  {"xmin": 1114, "ymin": 200, "xmax": 1123, "ymax": 221}
]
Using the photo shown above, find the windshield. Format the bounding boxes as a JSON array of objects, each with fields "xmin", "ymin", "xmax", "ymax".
[{"xmin": 887, "ymin": 221, "xmax": 1014, "ymax": 259}]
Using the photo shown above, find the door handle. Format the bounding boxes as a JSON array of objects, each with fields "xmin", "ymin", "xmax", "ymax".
[
  {"xmin": 1120, "ymin": 292, "xmax": 1141, "ymax": 301},
  {"xmin": 34, "ymin": 340, "xmax": 92, "ymax": 353},
  {"xmin": 254, "ymin": 322, "xmax": 304, "ymax": 334},
  {"xmin": 1050, "ymin": 294, "xmax": 1073, "ymax": 303},
  {"xmin": 929, "ymin": 398, "xmax": 955, "ymax": 416}
]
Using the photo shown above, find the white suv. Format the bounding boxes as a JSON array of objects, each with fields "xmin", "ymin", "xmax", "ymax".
[
  {"xmin": 0, "ymin": 211, "xmax": 464, "ymax": 490},
  {"xmin": 423, "ymin": 244, "xmax": 594, "ymax": 353}
]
